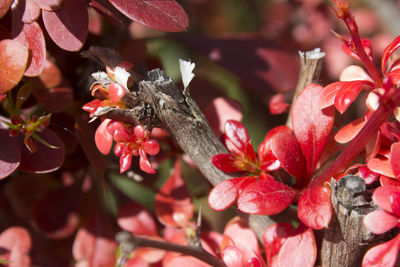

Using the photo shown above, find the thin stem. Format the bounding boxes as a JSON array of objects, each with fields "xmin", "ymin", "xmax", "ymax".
[
  {"xmin": 310, "ymin": 88, "xmax": 400, "ymax": 187},
  {"xmin": 118, "ymin": 232, "xmax": 227, "ymax": 267},
  {"xmin": 340, "ymin": 8, "xmax": 383, "ymax": 87}
]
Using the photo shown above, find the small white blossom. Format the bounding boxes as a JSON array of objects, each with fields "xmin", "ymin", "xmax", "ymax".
[{"xmin": 179, "ymin": 59, "xmax": 195, "ymax": 91}]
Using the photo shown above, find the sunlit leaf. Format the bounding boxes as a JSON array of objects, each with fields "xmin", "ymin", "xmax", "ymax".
[
  {"xmin": 0, "ymin": 227, "xmax": 31, "ymax": 267},
  {"xmin": 368, "ymin": 157, "xmax": 395, "ymax": 178},
  {"xmin": 381, "ymin": 35, "xmax": 400, "ymax": 75},
  {"xmin": 33, "ymin": 0, "xmax": 62, "ymax": 11},
  {"xmin": 42, "ymin": 0, "xmax": 88, "ymax": 51},
  {"xmin": 292, "ymin": 83, "xmax": 335, "ymax": 179},
  {"xmin": 117, "ymin": 202, "xmax": 157, "ymax": 236},
  {"xmin": 390, "ymin": 142, "xmax": 400, "ymax": 178},
  {"xmin": 223, "ymin": 217, "xmax": 260, "ymax": 255},
  {"xmin": 372, "ymin": 185, "xmax": 400, "ymax": 217},
  {"xmin": 263, "ymin": 223, "xmax": 293, "ymax": 266},
  {"xmin": 13, "ymin": 21, "xmax": 46, "ymax": 77},
  {"xmin": 237, "ymin": 174, "xmax": 296, "ymax": 215},
  {"xmin": 109, "ymin": 0, "xmax": 189, "ymax": 32},
  {"xmin": 362, "ymin": 234, "xmax": 400, "ymax": 267},
  {"xmin": 155, "ymin": 160, "xmax": 194, "ymax": 227},
  {"xmin": 277, "ymin": 224, "xmax": 316, "ymax": 267},
  {"xmin": 297, "ymin": 186, "xmax": 332, "ymax": 229},
  {"xmin": 363, "ymin": 210, "xmax": 399, "ymax": 235},
  {"xmin": 0, "ymin": 39, "xmax": 28, "ymax": 93}
]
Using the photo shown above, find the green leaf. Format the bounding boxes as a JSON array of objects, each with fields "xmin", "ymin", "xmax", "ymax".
[{"xmin": 109, "ymin": 173, "xmax": 156, "ymax": 211}]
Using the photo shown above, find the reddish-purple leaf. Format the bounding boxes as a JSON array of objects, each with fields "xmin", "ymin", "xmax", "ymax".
[
  {"xmin": 0, "ymin": 0, "xmax": 13, "ymax": 18},
  {"xmin": 117, "ymin": 202, "xmax": 157, "ymax": 236},
  {"xmin": 17, "ymin": 128, "xmax": 65, "ymax": 173},
  {"xmin": 203, "ymin": 97, "xmax": 243, "ymax": 136},
  {"xmin": 269, "ymin": 130, "xmax": 306, "ymax": 181},
  {"xmin": 176, "ymin": 35, "xmax": 299, "ymax": 95},
  {"xmin": 32, "ymin": 78, "xmax": 73, "ymax": 112},
  {"xmin": 263, "ymin": 223, "xmax": 293, "ymax": 266},
  {"xmin": 33, "ymin": 186, "xmax": 80, "ymax": 239},
  {"xmin": 75, "ymin": 114, "xmax": 106, "ymax": 172},
  {"xmin": 33, "ymin": 0, "xmax": 62, "ymax": 11},
  {"xmin": 237, "ymin": 175, "xmax": 296, "ymax": 215},
  {"xmin": 297, "ymin": 186, "xmax": 333, "ymax": 229},
  {"xmin": 0, "ymin": 227, "xmax": 31, "ymax": 267},
  {"xmin": 13, "ymin": 21, "xmax": 46, "ymax": 77},
  {"xmin": 277, "ymin": 224, "xmax": 316, "ymax": 267},
  {"xmin": 390, "ymin": 142, "xmax": 400, "ymax": 178},
  {"xmin": 0, "ymin": 39, "xmax": 28, "ymax": 93},
  {"xmin": 109, "ymin": 0, "xmax": 188, "ymax": 32},
  {"xmin": 363, "ymin": 210, "xmax": 399, "ymax": 234},
  {"xmin": 292, "ymin": 83, "xmax": 335, "ymax": 178},
  {"xmin": 362, "ymin": 234, "xmax": 400, "ymax": 267},
  {"xmin": 372, "ymin": 186, "xmax": 400, "ymax": 217},
  {"xmin": 0, "ymin": 129, "xmax": 21, "ymax": 179},
  {"xmin": 42, "ymin": 0, "xmax": 88, "ymax": 51},
  {"xmin": 155, "ymin": 160, "xmax": 194, "ymax": 227}
]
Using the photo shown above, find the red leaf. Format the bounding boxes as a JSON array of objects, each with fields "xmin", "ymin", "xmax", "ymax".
[
  {"xmin": 237, "ymin": 174, "xmax": 296, "ymax": 215},
  {"xmin": 211, "ymin": 153, "xmax": 242, "ymax": 173},
  {"xmin": 32, "ymin": 83, "xmax": 73, "ymax": 112},
  {"xmin": 21, "ymin": 0, "xmax": 41, "ymax": 23},
  {"xmin": 363, "ymin": 210, "xmax": 399, "ymax": 234},
  {"xmin": 221, "ymin": 246, "xmax": 243, "ymax": 267},
  {"xmin": 0, "ymin": 0, "xmax": 13, "ymax": 18},
  {"xmin": 18, "ymin": 128, "xmax": 65, "ymax": 173},
  {"xmin": 224, "ymin": 120, "xmax": 256, "ymax": 162},
  {"xmin": 380, "ymin": 176, "xmax": 400, "ymax": 187},
  {"xmin": 109, "ymin": 0, "xmax": 189, "ymax": 32},
  {"xmin": 381, "ymin": 35, "xmax": 400, "ymax": 75},
  {"xmin": 297, "ymin": 186, "xmax": 332, "ymax": 229},
  {"xmin": 117, "ymin": 202, "xmax": 157, "ymax": 236},
  {"xmin": 12, "ymin": 21, "xmax": 46, "ymax": 77},
  {"xmin": 292, "ymin": 83, "xmax": 335, "ymax": 178},
  {"xmin": 0, "ymin": 227, "xmax": 31, "ymax": 267},
  {"xmin": 372, "ymin": 186, "xmax": 400, "ymax": 217},
  {"xmin": 223, "ymin": 217, "xmax": 259, "ymax": 255},
  {"xmin": 269, "ymin": 93, "xmax": 290, "ymax": 115},
  {"xmin": 163, "ymin": 252, "xmax": 210, "ymax": 267},
  {"xmin": 0, "ymin": 39, "xmax": 28, "ymax": 93},
  {"xmin": 155, "ymin": 160, "xmax": 194, "ymax": 227},
  {"xmin": 277, "ymin": 224, "xmax": 316, "ymax": 267},
  {"xmin": 334, "ymin": 80, "xmax": 373, "ymax": 114},
  {"xmin": 269, "ymin": 130, "xmax": 306, "ymax": 181},
  {"xmin": 95, "ymin": 119, "xmax": 113, "ymax": 155},
  {"xmin": 319, "ymin": 82, "xmax": 344, "ymax": 110},
  {"xmin": 263, "ymin": 223, "xmax": 293, "ymax": 266},
  {"xmin": 208, "ymin": 180, "xmax": 238, "ymax": 211},
  {"xmin": 73, "ymin": 210, "xmax": 117, "ymax": 267},
  {"xmin": 390, "ymin": 142, "xmax": 400, "ymax": 178},
  {"xmin": 203, "ymin": 97, "xmax": 243, "ymax": 136},
  {"xmin": 335, "ymin": 117, "xmax": 366, "ymax": 144},
  {"xmin": 368, "ymin": 157, "xmax": 394, "ymax": 178},
  {"xmin": 42, "ymin": 0, "xmax": 88, "ymax": 51},
  {"xmin": 362, "ymin": 234, "xmax": 400, "ymax": 267},
  {"xmin": 0, "ymin": 129, "xmax": 21, "ymax": 179}
]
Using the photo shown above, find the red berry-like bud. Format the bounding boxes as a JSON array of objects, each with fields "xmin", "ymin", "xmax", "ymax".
[{"xmin": 8, "ymin": 129, "xmax": 19, "ymax": 137}]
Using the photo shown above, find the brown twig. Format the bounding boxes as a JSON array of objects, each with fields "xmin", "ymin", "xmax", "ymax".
[
  {"xmin": 116, "ymin": 231, "xmax": 227, "ymax": 267},
  {"xmin": 286, "ymin": 48, "xmax": 325, "ymax": 128}
]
